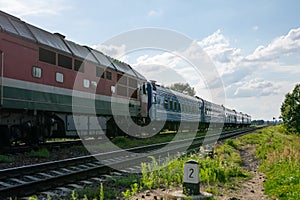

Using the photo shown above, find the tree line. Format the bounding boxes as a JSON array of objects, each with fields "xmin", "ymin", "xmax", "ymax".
[{"xmin": 281, "ymin": 84, "xmax": 300, "ymax": 134}]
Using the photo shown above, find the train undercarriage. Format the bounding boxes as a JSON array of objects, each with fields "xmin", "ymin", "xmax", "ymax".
[{"xmin": 0, "ymin": 108, "xmax": 250, "ymax": 147}]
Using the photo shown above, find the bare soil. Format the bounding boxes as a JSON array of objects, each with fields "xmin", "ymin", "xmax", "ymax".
[{"xmin": 213, "ymin": 144, "xmax": 273, "ymax": 200}]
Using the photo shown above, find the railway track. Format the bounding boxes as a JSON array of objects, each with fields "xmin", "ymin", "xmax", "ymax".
[{"xmin": 0, "ymin": 127, "xmax": 258, "ymax": 198}]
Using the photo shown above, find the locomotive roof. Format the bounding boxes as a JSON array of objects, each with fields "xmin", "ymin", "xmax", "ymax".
[
  {"xmin": 0, "ymin": 10, "xmax": 146, "ymax": 81},
  {"xmin": 90, "ymin": 49, "xmax": 116, "ymax": 70},
  {"xmin": 64, "ymin": 40, "xmax": 98, "ymax": 63},
  {"xmin": 27, "ymin": 24, "xmax": 71, "ymax": 53}
]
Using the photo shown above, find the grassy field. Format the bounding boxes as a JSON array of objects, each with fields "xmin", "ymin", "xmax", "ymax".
[{"xmin": 241, "ymin": 126, "xmax": 300, "ymax": 199}]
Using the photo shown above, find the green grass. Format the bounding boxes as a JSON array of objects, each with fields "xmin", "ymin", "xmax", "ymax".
[
  {"xmin": 0, "ymin": 155, "xmax": 15, "ymax": 163},
  {"xmin": 111, "ymin": 133, "xmax": 187, "ymax": 149},
  {"xmin": 61, "ymin": 175, "xmax": 140, "ymax": 200},
  {"xmin": 240, "ymin": 125, "xmax": 300, "ymax": 199},
  {"xmin": 27, "ymin": 147, "xmax": 50, "ymax": 158},
  {"xmin": 65, "ymin": 183, "xmax": 109, "ymax": 200},
  {"xmin": 135, "ymin": 144, "xmax": 250, "ymax": 196}
]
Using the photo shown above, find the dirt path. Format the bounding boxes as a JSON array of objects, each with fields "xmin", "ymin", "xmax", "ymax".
[
  {"xmin": 131, "ymin": 144, "xmax": 273, "ymax": 200},
  {"xmin": 214, "ymin": 144, "xmax": 272, "ymax": 200}
]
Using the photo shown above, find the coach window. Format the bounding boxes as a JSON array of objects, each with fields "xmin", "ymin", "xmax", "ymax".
[
  {"xmin": 58, "ymin": 54, "xmax": 72, "ymax": 69},
  {"xmin": 32, "ymin": 66, "xmax": 42, "ymax": 78},
  {"xmin": 164, "ymin": 98, "xmax": 169, "ymax": 110},
  {"xmin": 106, "ymin": 71, "xmax": 112, "ymax": 80},
  {"xmin": 39, "ymin": 48, "xmax": 56, "ymax": 65},
  {"xmin": 153, "ymin": 94, "xmax": 157, "ymax": 104},
  {"xmin": 174, "ymin": 101, "xmax": 177, "ymax": 112},
  {"xmin": 96, "ymin": 67, "xmax": 105, "ymax": 78},
  {"xmin": 74, "ymin": 59, "xmax": 84, "ymax": 72},
  {"xmin": 170, "ymin": 100, "xmax": 173, "ymax": 111},
  {"xmin": 55, "ymin": 72, "xmax": 64, "ymax": 83}
]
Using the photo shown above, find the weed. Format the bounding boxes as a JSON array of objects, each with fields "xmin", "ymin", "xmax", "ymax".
[
  {"xmin": 28, "ymin": 196, "xmax": 38, "ymax": 200},
  {"xmin": 99, "ymin": 183, "xmax": 104, "ymax": 200},
  {"xmin": 27, "ymin": 148, "xmax": 50, "ymax": 158},
  {"xmin": 226, "ymin": 139, "xmax": 238, "ymax": 149},
  {"xmin": 0, "ymin": 155, "xmax": 15, "ymax": 163},
  {"xmin": 139, "ymin": 152, "xmax": 249, "ymax": 194},
  {"xmin": 122, "ymin": 189, "xmax": 131, "ymax": 200},
  {"xmin": 71, "ymin": 190, "xmax": 78, "ymax": 200}
]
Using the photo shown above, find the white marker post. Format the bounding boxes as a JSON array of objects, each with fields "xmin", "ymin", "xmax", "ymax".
[{"xmin": 183, "ymin": 160, "xmax": 200, "ymax": 195}]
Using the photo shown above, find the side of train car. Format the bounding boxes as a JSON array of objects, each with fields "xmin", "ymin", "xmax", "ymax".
[
  {"xmin": 146, "ymin": 81, "xmax": 251, "ymax": 131},
  {"xmin": 0, "ymin": 11, "xmax": 148, "ymax": 145},
  {"xmin": 0, "ymin": 11, "xmax": 251, "ymax": 146}
]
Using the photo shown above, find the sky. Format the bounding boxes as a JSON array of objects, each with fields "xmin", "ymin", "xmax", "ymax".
[{"xmin": 1, "ymin": 0, "xmax": 300, "ymax": 121}]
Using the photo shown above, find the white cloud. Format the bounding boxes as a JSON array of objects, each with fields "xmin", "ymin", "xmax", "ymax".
[
  {"xmin": 133, "ymin": 64, "xmax": 185, "ymax": 86},
  {"xmin": 132, "ymin": 52, "xmax": 202, "ymax": 85},
  {"xmin": 196, "ymin": 28, "xmax": 300, "ymax": 119},
  {"xmin": 246, "ymin": 27, "xmax": 300, "ymax": 61},
  {"xmin": 198, "ymin": 28, "xmax": 300, "ymax": 96},
  {"xmin": 231, "ymin": 79, "xmax": 280, "ymax": 98},
  {"xmin": 92, "ymin": 44, "xmax": 127, "ymax": 61},
  {"xmin": 0, "ymin": 0, "xmax": 68, "ymax": 17},
  {"xmin": 198, "ymin": 29, "xmax": 243, "ymax": 75},
  {"xmin": 134, "ymin": 52, "xmax": 182, "ymax": 68}
]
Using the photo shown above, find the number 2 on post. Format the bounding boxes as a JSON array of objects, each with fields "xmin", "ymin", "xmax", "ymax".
[{"xmin": 189, "ymin": 168, "xmax": 194, "ymax": 179}]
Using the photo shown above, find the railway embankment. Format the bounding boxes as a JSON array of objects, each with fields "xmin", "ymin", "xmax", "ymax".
[
  {"xmin": 126, "ymin": 126, "xmax": 300, "ymax": 200},
  {"xmin": 4, "ymin": 126, "xmax": 299, "ymax": 199}
]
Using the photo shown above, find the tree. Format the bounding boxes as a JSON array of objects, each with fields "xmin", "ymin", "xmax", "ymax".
[
  {"xmin": 280, "ymin": 84, "xmax": 300, "ymax": 134},
  {"xmin": 168, "ymin": 82, "xmax": 196, "ymax": 97}
]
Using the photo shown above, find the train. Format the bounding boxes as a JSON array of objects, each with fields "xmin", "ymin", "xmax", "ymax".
[{"xmin": 0, "ymin": 11, "xmax": 251, "ymax": 146}]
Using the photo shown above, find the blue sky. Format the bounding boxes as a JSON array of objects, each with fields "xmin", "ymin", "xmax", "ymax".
[{"xmin": 1, "ymin": 0, "xmax": 300, "ymax": 120}]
